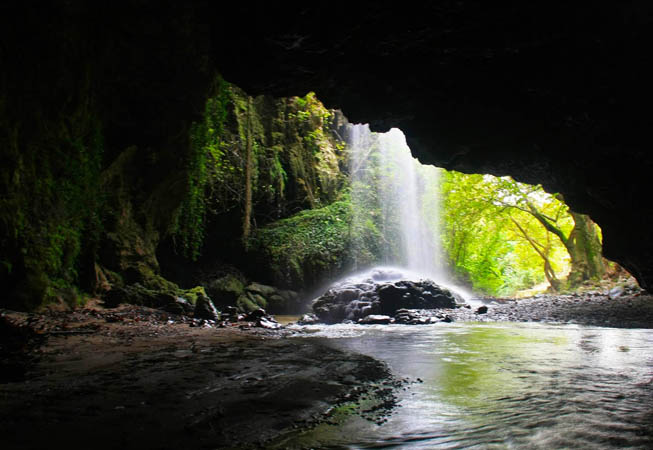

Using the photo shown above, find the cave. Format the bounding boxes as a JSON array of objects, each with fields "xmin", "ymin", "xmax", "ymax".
[
  {"xmin": 2, "ymin": 2, "xmax": 653, "ymax": 448},
  {"xmin": 5, "ymin": 2, "xmax": 651, "ymax": 293},
  {"xmin": 212, "ymin": 3, "xmax": 653, "ymax": 290},
  {"xmin": 3, "ymin": 2, "xmax": 653, "ymax": 297}
]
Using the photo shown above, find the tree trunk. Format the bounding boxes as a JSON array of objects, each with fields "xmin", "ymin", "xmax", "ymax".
[
  {"xmin": 567, "ymin": 212, "xmax": 606, "ymax": 285},
  {"xmin": 510, "ymin": 217, "xmax": 561, "ymax": 291},
  {"xmin": 242, "ymin": 97, "xmax": 253, "ymax": 242}
]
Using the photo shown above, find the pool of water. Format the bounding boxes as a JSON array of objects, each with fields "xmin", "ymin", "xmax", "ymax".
[{"xmin": 280, "ymin": 322, "xmax": 653, "ymax": 448}]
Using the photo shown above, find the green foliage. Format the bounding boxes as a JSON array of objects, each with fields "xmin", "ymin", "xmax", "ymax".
[
  {"xmin": 172, "ymin": 75, "xmax": 231, "ymax": 260},
  {"xmin": 172, "ymin": 81, "xmax": 345, "ymax": 261},
  {"xmin": 0, "ymin": 80, "xmax": 104, "ymax": 308},
  {"xmin": 249, "ymin": 199, "xmax": 352, "ymax": 287},
  {"xmin": 441, "ymin": 171, "xmax": 573, "ymax": 296}
]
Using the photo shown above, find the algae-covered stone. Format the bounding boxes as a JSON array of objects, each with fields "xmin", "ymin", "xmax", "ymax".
[
  {"xmin": 245, "ymin": 282, "xmax": 277, "ymax": 297},
  {"xmin": 236, "ymin": 294, "xmax": 257, "ymax": 313},
  {"xmin": 236, "ymin": 292, "xmax": 267, "ymax": 313},
  {"xmin": 102, "ymin": 284, "xmax": 160, "ymax": 308},
  {"xmin": 182, "ymin": 286, "xmax": 208, "ymax": 305},
  {"xmin": 205, "ymin": 275, "xmax": 245, "ymax": 308}
]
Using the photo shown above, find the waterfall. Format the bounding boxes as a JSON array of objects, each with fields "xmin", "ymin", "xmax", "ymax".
[{"xmin": 347, "ymin": 125, "xmax": 445, "ymax": 281}]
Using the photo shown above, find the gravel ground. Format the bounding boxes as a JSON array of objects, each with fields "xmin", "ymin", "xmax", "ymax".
[{"xmin": 447, "ymin": 293, "xmax": 653, "ymax": 328}]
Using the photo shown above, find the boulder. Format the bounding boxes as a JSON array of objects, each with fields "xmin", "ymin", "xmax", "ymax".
[
  {"xmin": 256, "ymin": 316, "xmax": 281, "ymax": 329},
  {"xmin": 205, "ymin": 274, "xmax": 245, "ymax": 308},
  {"xmin": 608, "ymin": 286, "xmax": 625, "ymax": 300},
  {"xmin": 242, "ymin": 284, "xmax": 302, "ymax": 314},
  {"xmin": 161, "ymin": 297, "xmax": 194, "ymax": 315},
  {"xmin": 297, "ymin": 313, "xmax": 320, "ymax": 325},
  {"xmin": 312, "ymin": 274, "xmax": 460, "ymax": 324},
  {"xmin": 102, "ymin": 284, "xmax": 160, "ymax": 308},
  {"xmin": 476, "ymin": 305, "xmax": 488, "ymax": 314},
  {"xmin": 359, "ymin": 315, "xmax": 392, "ymax": 325},
  {"xmin": 194, "ymin": 294, "xmax": 220, "ymax": 321},
  {"xmin": 245, "ymin": 308, "xmax": 267, "ymax": 321},
  {"xmin": 245, "ymin": 282, "xmax": 277, "ymax": 297},
  {"xmin": 236, "ymin": 292, "xmax": 267, "ymax": 313}
]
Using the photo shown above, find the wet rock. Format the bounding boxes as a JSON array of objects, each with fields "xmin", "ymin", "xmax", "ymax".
[
  {"xmin": 246, "ymin": 282, "xmax": 277, "ymax": 298},
  {"xmin": 297, "ymin": 313, "xmax": 320, "ymax": 325},
  {"xmin": 312, "ymin": 274, "xmax": 460, "ymax": 323},
  {"xmin": 194, "ymin": 294, "xmax": 220, "ymax": 321},
  {"xmin": 204, "ymin": 274, "xmax": 245, "ymax": 308},
  {"xmin": 232, "ymin": 282, "xmax": 301, "ymax": 314},
  {"xmin": 608, "ymin": 286, "xmax": 625, "ymax": 300},
  {"xmin": 102, "ymin": 284, "xmax": 159, "ymax": 308},
  {"xmin": 476, "ymin": 306, "xmax": 488, "ymax": 314},
  {"xmin": 256, "ymin": 316, "xmax": 281, "ymax": 329},
  {"xmin": 158, "ymin": 295, "xmax": 194, "ymax": 315},
  {"xmin": 236, "ymin": 292, "xmax": 266, "ymax": 313},
  {"xmin": 224, "ymin": 306, "xmax": 239, "ymax": 318},
  {"xmin": 359, "ymin": 315, "xmax": 392, "ymax": 325},
  {"xmin": 245, "ymin": 308, "xmax": 267, "ymax": 321},
  {"xmin": 266, "ymin": 289, "xmax": 301, "ymax": 314}
]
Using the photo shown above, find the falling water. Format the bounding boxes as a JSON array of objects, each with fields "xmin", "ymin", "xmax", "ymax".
[
  {"xmin": 347, "ymin": 125, "xmax": 445, "ymax": 281},
  {"xmin": 379, "ymin": 129, "xmax": 443, "ymax": 279}
]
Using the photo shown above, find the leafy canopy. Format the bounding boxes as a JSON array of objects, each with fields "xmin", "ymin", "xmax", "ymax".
[{"xmin": 441, "ymin": 171, "xmax": 573, "ymax": 296}]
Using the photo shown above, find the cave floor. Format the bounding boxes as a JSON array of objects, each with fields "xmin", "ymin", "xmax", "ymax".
[
  {"xmin": 1, "ymin": 293, "xmax": 652, "ymax": 449},
  {"xmin": 0, "ymin": 303, "xmax": 397, "ymax": 449}
]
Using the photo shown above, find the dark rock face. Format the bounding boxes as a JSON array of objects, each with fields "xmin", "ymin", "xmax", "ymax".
[
  {"xmin": 193, "ymin": 294, "xmax": 220, "ymax": 321},
  {"xmin": 312, "ymin": 276, "xmax": 461, "ymax": 324},
  {"xmin": 3, "ymin": 2, "xmax": 653, "ymax": 311},
  {"xmin": 212, "ymin": 3, "xmax": 653, "ymax": 290}
]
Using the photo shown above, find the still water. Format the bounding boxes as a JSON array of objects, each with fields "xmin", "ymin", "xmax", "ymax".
[{"xmin": 281, "ymin": 322, "xmax": 653, "ymax": 449}]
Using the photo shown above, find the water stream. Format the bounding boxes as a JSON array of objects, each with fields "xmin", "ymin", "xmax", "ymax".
[
  {"xmin": 281, "ymin": 322, "xmax": 653, "ymax": 449},
  {"xmin": 297, "ymin": 127, "xmax": 653, "ymax": 448}
]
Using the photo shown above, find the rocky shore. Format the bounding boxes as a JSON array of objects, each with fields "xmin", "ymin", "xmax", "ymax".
[{"xmin": 446, "ymin": 292, "xmax": 653, "ymax": 328}]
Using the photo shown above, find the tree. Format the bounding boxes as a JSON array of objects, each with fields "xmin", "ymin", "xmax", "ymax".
[
  {"xmin": 441, "ymin": 171, "xmax": 605, "ymax": 295},
  {"xmin": 490, "ymin": 182, "xmax": 606, "ymax": 286},
  {"xmin": 242, "ymin": 96, "xmax": 253, "ymax": 242}
]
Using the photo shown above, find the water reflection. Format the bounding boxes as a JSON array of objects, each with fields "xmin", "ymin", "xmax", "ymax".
[{"xmin": 282, "ymin": 323, "xmax": 653, "ymax": 449}]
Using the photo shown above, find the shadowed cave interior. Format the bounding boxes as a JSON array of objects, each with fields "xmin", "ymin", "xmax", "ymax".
[{"xmin": 2, "ymin": 3, "xmax": 653, "ymax": 449}]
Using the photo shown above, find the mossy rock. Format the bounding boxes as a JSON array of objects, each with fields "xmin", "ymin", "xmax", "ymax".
[
  {"xmin": 181, "ymin": 286, "xmax": 207, "ymax": 305},
  {"xmin": 245, "ymin": 282, "xmax": 277, "ymax": 297},
  {"xmin": 194, "ymin": 293, "xmax": 220, "ymax": 321},
  {"xmin": 267, "ymin": 289, "xmax": 303, "ymax": 314},
  {"xmin": 205, "ymin": 274, "xmax": 245, "ymax": 308},
  {"xmin": 236, "ymin": 292, "xmax": 267, "ymax": 313},
  {"xmin": 103, "ymin": 284, "xmax": 160, "ymax": 308},
  {"xmin": 267, "ymin": 294, "xmax": 287, "ymax": 313}
]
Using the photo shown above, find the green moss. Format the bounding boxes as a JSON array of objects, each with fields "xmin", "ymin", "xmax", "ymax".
[
  {"xmin": 0, "ymin": 76, "xmax": 105, "ymax": 309},
  {"xmin": 236, "ymin": 293, "xmax": 265, "ymax": 312},
  {"xmin": 248, "ymin": 199, "xmax": 353, "ymax": 287},
  {"xmin": 171, "ymin": 74, "xmax": 232, "ymax": 260},
  {"xmin": 182, "ymin": 286, "xmax": 207, "ymax": 305}
]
